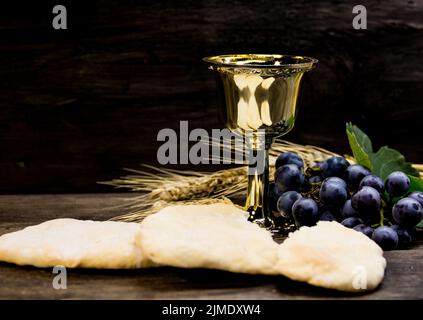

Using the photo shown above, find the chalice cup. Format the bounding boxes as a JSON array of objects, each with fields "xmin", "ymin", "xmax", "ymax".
[{"xmin": 203, "ymin": 54, "xmax": 317, "ymax": 233}]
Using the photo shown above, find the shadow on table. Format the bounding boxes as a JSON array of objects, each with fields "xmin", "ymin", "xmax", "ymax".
[{"xmin": 0, "ymin": 262, "xmax": 374, "ymax": 299}]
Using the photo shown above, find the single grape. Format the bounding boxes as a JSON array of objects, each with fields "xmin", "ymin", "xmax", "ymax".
[
  {"xmin": 359, "ymin": 175, "xmax": 384, "ymax": 193},
  {"xmin": 292, "ymin": 198, "xmax": 319, "ymax": 227},
  {"xmin": 341, "ymin": 199, "xmax": 360, "ymax": 219},
  {"xmin": 341, "ymin": 217, "xmax": 363, "ymax": 228},
  {"xmin": 385, "ymin": 171, "xmax": 410, "ymax": 197},
  {"xmin": 322, "ymin": 156, "xmax": 350, "ymax": 178},
  {"xmin": 274, "ymin": 164, "xmax": 304, "ymax": 192},
  {"xmin": 323, "ymin": 177, "xmax": 347, "ymax": 189},
  {"xmin": 276, "ymin": 191, "xmax": 302, "ymax": 218},
  {"xmin": 351, "ymin": 186, "xmax": 381, "ymax": 214},
  {"xmin": 392, "ymin": 197, "xmax": 423, "ymax": 228},
  {"xmin": 345, "ymin": 164, "xmax": 370, "ymax": 191},
  {"xmin": 319, "ymin": 211, "xmax": 336, "ymax": 221},
  {"xmin": 319, "ymin": 179, "xmax": 348, "ymax": 208},
  {"xmin": 269, "ymin": 183, "xmax": 283, "ymax": 213},
  {"xmin": 353, "ymin": 224, "xmax": 374, "ymax": 238},
  {"xmin": 372, "ymin": 226, "xmax": 399, "ymax": 250},
  {"xmin": 309, "ymin": 176, "xmax": 322, "ymax": 184},
  {"xmin": 390, "ymin": 225, "xmax": 413, "ymax": 248},
  {"xmin": 275, "ymin": 152, "xmax": 304, "ymax": 170},
  {"xmin": 408, "ymin": 191, "xmax": 423, "ymax": 207}
]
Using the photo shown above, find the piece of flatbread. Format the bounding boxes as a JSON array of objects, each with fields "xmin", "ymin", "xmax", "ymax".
[
  {"xmin": 140, "ymin": 203, "xmax": 280, "ymax": 275},
  {"xmin": 275, "ymin": 221, "xmax": 386, "ymax": 292},
  {"xmin": 0, "ymin": 218, "xmax": 153, "ymax": 269}
]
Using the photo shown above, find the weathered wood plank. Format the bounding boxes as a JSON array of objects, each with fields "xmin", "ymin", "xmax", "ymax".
[{"xmin": 0, "ymin": 194, "xmax": 421, "ymax": 299}]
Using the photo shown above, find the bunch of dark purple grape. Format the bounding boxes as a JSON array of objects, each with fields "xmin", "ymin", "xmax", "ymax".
[{"xmin": 270, "ymin": 152, "xmax": 423, "ymax": 250}]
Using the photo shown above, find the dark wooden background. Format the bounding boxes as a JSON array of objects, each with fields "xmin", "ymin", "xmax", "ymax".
[{"xmin": 0, "ymin": 0, "xmax": 422, "ymax": 193}]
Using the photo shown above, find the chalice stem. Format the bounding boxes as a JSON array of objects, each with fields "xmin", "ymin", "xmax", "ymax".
[{"xmin": 245, "ymin": 138, "xmax": 273, "ymax": 228}]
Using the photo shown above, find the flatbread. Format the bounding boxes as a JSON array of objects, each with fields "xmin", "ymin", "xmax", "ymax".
[
  {"xmin": 275, "ymin": 221, "xmax": 386, "ymax": 292},
  {"xmin": 139, "ymin": 203, "xmax": 280, "ymax": 275},
  {"xmin": 0, "ymin": 218, "xmax": 153, "ymax": 269}
]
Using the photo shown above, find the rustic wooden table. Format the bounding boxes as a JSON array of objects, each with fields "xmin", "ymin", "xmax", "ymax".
[{"xmin": 0, "ymin": 194, "xmax": 421, "ymax": 300}]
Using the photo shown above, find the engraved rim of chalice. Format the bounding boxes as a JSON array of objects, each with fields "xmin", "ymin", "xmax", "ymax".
[{"xmin": 202, "ymin": 54, "xmax": 318, "ymax": 70}]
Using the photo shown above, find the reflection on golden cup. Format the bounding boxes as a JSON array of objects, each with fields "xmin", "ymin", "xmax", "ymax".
[{"xmin": 204, "ymin": 54, "xmax": 317, "ymax": 232}]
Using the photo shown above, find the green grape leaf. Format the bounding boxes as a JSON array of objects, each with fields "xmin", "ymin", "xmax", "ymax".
[
  {"xmin": 346, "ymin": 122, "xmax": 373, "ymax": 153},
  {"xmin": 346, "ymin": 123, "xmax": 420, "ymax": 181},
  {"xmin": 408, "ymin": 175, "xmax": 423, "ymax": 193},
  {"xmin": 369, "ymin": 146, "xmax": 420, "ymax": 181},
  {"xmin": 345, "ymin": 123, "xmax": 373, "ymax": 170}
]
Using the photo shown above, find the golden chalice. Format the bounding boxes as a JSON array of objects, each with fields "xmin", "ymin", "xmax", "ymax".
[{"xmin": 204, "ymin": 54, "xmax": 317, "ymax": 232}]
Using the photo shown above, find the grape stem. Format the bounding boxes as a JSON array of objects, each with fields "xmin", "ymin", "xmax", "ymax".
[
  {"xmin": 379, "ymin": 208, "xmax": 384, "ymax": 226},
  {"xmin": 380, "ymin": 194, "xmax": 394, "ymax": 227}
]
